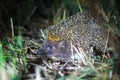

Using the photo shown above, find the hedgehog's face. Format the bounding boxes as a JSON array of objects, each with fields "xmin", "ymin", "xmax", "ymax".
[{"xmin": 37, "ymin": 40, "xmax": 67, "ymax": 58}]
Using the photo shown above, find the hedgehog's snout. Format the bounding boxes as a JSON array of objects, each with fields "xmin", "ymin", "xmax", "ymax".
[{"xmin": 37, "ymin": 48, "xmax": 47, "ymax": 55}]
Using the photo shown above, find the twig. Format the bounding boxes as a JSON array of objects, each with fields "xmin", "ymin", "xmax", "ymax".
[
  {"xmin": 0, "ymin": 2, "xmax": 9, "ymax": 17},
  {"xmin": 7, "ymin": 0, "xmax": 33, "ymax": 10},
  {"xmin": 73, "ymin": 45, "xmax": 86, "ymax": 65},
  {"xmin": 42, "ymin": 59, "xmax": 53, "ymax": 70},
  {"xmin": 70, "ymin": 41, "xmax": 74, "ymax": 61},
  {"xmin": 62, "ymin": 9, "xmax": 66, "ymax": 20},
  {"xmin": 40, "ymin": 29, "xmax": 46, "ymax": 40},
  {"xmin": 102, "ymin": 29, "xmax": 110, "ymax": 62},
  {"xmin": 35, "ymin": 65, "xmax": 41, "ymax": 80},
  {"xmin": 23, "ymin": 7, "xmax": 36, "ymax": 26},
  {"xmin": 76, "ymin": 0, "xmax": 83, "ymax": 13},
  {"xmin": 10, "ymin": 18, "xmax": 14, "ymax": 37}
]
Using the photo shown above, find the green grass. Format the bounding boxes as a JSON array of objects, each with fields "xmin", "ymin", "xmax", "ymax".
[
  {"xmin": 0, "ymin": 0, "xmax": 120, "ymax": 80},
  {"xmin": 0, "ymin": 42, "xmax": 4, "ymax": 66},
  {"xmin": 0, "ymin": 36, "xmax": 27, "ymax": 80}
]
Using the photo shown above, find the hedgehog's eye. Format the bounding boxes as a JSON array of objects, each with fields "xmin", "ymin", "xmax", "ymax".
[{"xmin": 47, "ymin": 45, "xmax": 56, "ymax": 50}]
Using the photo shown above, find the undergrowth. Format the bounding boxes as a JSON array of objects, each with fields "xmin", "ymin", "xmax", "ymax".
[
  {"xmin": 0, "ymin": 34, "xmax": 115, "ymax": 80},
  {"xmin": 0, "ymin": 0, "xmax": 119, "ymax": 80}
]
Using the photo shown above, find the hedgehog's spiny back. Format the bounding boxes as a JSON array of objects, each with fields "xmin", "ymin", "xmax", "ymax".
[{"xmin": 47, "ymin": 11, "xmax": 108, "ymax": 53}]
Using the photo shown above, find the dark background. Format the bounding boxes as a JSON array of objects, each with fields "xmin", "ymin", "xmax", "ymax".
[{"xmin": 0, "ymin": 0, "xmax": 119, "ymax": 39}]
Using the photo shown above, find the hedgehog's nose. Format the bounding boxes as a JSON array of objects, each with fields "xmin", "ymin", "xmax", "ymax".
[{"xmin": 37, "ymin": 48, "xmax": 46, "ymax": 55}]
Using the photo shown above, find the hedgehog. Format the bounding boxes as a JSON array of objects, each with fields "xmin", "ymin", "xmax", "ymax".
[{"xmin": 37, "ymin": 10, "xmax": 109, "ymax": 61}]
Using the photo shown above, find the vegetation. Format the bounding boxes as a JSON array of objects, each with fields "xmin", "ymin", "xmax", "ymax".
[{"xmin": 0, "ymin": 0, "xmax": 120, "ymax": 80}]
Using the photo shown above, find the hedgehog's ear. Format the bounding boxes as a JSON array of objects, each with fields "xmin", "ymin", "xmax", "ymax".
[{"xmin": 58, "ymin": 40, "xmax": 67, "ymax": 48}]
